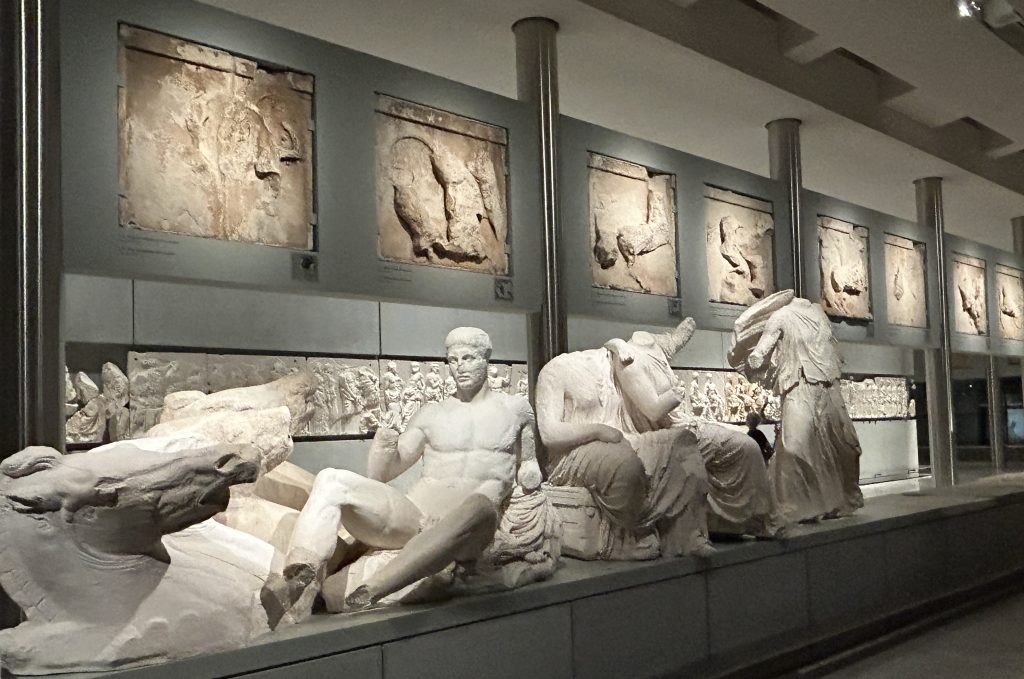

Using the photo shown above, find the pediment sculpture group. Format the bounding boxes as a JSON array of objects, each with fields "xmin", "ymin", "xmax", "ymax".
[{"xmin": 0, "ymin": 291, "xmax": 863, "ymax": 674}]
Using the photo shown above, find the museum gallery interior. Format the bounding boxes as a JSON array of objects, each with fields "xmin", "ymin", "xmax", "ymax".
[{"xmin": 3, "ymin": 0, "xmax": 1024, "ymax": 677}]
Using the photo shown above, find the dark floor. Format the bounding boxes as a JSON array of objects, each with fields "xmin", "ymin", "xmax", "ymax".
[{"xmin": 820, "ymin": 590, "xmax": 1024, "ymax": 679}]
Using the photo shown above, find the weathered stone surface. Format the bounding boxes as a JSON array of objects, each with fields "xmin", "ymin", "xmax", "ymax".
[
  {"xmin": 376, "ymin": 95, "xmax": 508, "ymax": 274},
  {"xmin": 512, "ymin": 363, "xmax": 530, "ymax": 398},
  {"xmin": 73, "ymin": 371, "xmax": 100, "ymax": 404},
  {"xmin": 705, "ymin": 186, "xmax": 775, "ymax": 306},
  {"xmin": 64, "ymin": 366, "xmax": 78, "ymax": 417},
  {"xmin": 101, "ymin": 362, "xmax": 130, "ymax": 414},
  {"xmin": 108, "ymin": 406, "xmax": 131, "ymax": 442},
  {"xmin": 818, "ymin": 217, "xmax": 871, "ymax": 320},
  {"xmin": 207, "ymin": 354, "xmax": 306, "ymax": 394},
  {"xmin": 146, "ymin": 406, "xmax": 294, "ymax": 481},
  {"xmin": 884, "ymin": 234, "xmax": 927, "ymax": 328},
  {"xmin": 118, "ymin": 26, "xmax": 313, "ymax": 249},
  {"xmin": 0, "ymin": 443, "xmax": 261, "ymax": 674},
  {"xmin": 128, "ymin": 351, "xmax": 209, "ymax": 436},
  {"xmin": 304, "ymin": 357, "xmax": 381, "ymax": 436},
  {"xmin": 996, "ymin": 264, "xmax": 1024, "ymax": 341},
  {"xmin": 673, "ymin": 369, "xmax": 780, "ymax": 424},
  {"xmin": 65, "ymin": 398, "xmax": 107, "ymax": 444},
  {"xmin": 952, "ymin": 253, "xmax": 987, "ymax": 335},
  {"xmin": 588, "ymin": 153, "xmax": 677, "ymax": 296},
  {"xmin": 840, "ymin": 377, "xmax": 911, "ymax": 420},
  {"xmin": 381, "ymin": 359, "xmax": 447, "ymax": 432},
  {"xmin": 158, "ymin": 372, "xmax": 315, "ymax": 436}
]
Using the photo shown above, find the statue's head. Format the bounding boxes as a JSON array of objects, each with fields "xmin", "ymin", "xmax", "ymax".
[
  {"xmin": 410, "ymin": 361, "xmax": 420, "ymax": 373},
  {"xmin": 444, "ymin": 327, "xmax": 492, "ymax": 398}
]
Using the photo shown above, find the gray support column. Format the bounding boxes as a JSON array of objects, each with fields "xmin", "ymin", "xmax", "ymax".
[
  {"xmin": 0, "ymin": 0, "xmax": 62, "ymax": 629},
  {"xmin": 915, "ymin": 177, "xmax": 955, "ymax": 486},
  {"xmin": 766, "ymin": 118, "xmax": 804, "ymax": 296},
  {"xmin": 988, "ymin": 356, "xmax": 1005, "ymax": 474},
  {"xmin": 513, "ymin": 18, "xmax": 564, "ymax": 402}
]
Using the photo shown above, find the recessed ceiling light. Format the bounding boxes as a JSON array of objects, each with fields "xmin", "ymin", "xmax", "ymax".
[{"xmin": 956, "ymin": 0, "xmax": 983, "ymax": 18}]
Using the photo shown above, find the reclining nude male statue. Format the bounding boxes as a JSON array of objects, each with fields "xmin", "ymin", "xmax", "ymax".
[
  {"xmin": 536, "ymin": 318, "xmax": 780, "ymax": 560},
  {"xmin": 262, "ymin": 327, "xmax": 559, "ymax": 622}
]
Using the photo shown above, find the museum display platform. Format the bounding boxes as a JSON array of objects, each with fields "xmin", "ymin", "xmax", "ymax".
[{"xmin": 29, "ymin": 479, "xmax": 1024, "ymax": 679}]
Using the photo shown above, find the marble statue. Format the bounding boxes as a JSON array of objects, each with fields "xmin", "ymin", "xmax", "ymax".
[
  {"xmin": 260, "ymin": 328, "xmax": 557, "ymax": 622},
  {"xmin": 884, "ymin": 234, "xmax": 927, "ymax": 328},
  {"xmin": 129, "ymin": 351, "xmax": 209, "ymax": 437},
  {"xmin": 705, "ymin": 186, "xmax": 775, "ymax": 305},
  {"xmin": 424, "ymin": 364, "xmax": 445, "ymax": 403},
  {"xmin": 63, "ymin": 367, "xmax": 78, "ymax": 418},
  {"xmin": 729, "ymin": 291, "xmax": 863, "ymax": 523},
  {"xmin": 537, "ymin": 319, "xmax": 780, "ymax": 561},
  {"xmin": 65, "ymin": 363, "xmax": 131, "ymax": 444},
  {"xmin": 0, "ymin": 443, "xmax": 261, "ymax": 674},
  {"xmin": 118, "ymin": 26, "xmax": 313, "ymax": 249},
  {"xmin": 588, "ymin": 153, "xmax": 677, "ymax": 296},
  {"xmin": 376, "ymin": 95, "xmax": 509, "ymax": 274},
  {"xmin": 996, "ymin": 264, "xmax": 1024, "ymax": 341},
  {"xmin": 818, "ymin": 217, "xmax": 871, "ymax": 320},
  {"xmin": 952, "ymin": 253, "xmax": 988, "ymax": 335}
]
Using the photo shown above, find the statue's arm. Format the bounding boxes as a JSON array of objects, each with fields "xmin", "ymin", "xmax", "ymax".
[
  {"xmin": 614, "ymin": 359, "xmax": 682, "ymax": 424},
  {"xmin": 366, "ymin": 414, "xmax": 428, "ymax": 483},
  {"xmin": 535, "ymin": 371, "xmax": 622, "ymax": 454},
  {"xmin": 748, "ymin": 315, "xmax": 782, "ymax": 369},
  {"xmin": 515, "ymin": 412, "xmax": 543, "ymax": 492}
]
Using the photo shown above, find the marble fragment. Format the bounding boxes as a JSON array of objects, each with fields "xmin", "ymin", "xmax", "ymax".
[
  {"xmin": 818, "ymin": 216, "xmax": 871, "ymax": 320},
  {"xmin": 376, "ymin": 95, "xmax": 509, "ymax": 274},
  {"xmin": 101, "ymin": 362, "xmax": 130, "ymax": 414},
  {"xmin": 73, "ymin": 371, "xmax": 100, "ymax": 404},
  {"xmin": 884, "ymin": 234, "xmax": 927, "ymax": 328},
  {"xmin": 952, "ymin": 253, "xmax": 987, "ymax": 335},
  {"xmin": 996, "ymin": 264, "xmax": 1024, "ymax": 341},
  {"xmin": 118, "ymin": 26, "xmax": 314, "ymax": 249},
  {"xmin": 65, "ymin": 398, "xmax": 107, "ymax": 444},
  {"xmin": 64, "ymin": 366, "xmax": 78, "ymax": 417},
  {"xmin": 0, "ymin": 443, "xmax": 262, "ymax": 674},
  {"xmin": 158, "ymin": 372, "xmax": 315, "ymax": 436},
  {"xmin": 588, "ymin": 153, "xmax": 677, "ymax": 295},
  {"xmin": 705, "ymin": 186, "xmax": 775, "ymax": 305}
]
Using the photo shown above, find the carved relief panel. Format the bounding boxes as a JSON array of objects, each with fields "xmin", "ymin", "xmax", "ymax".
[
  {"xmin": 671, "ymin": 369, "xmax": 780, "ymax": 423},
  {"xmin": 704, "ymin": 186, "xmax": 775, "ymax": 306},
  {"xmin": 128, "ymin": 352, "xmax": 209, "ymax": 436},
  {"xmin": 818, "ymin": 216, "xmax": 871, "ymax": 320},
  {"xmin": 952, "ymin": 253, "xmax": 987, "ymax": 335},
  {"xmin": 884, "ymin": 234, "xmax": 927, "ymax": 328},
  {"xmin": 588, "ymin": 153, "xmax": 677, "ymax": 296},
  {"xmin": 840, "ymin": 377, "xmax": 911, "ymax": 420},
  {"xmin": 995, "ymin": 264, "xmax": 1024, "ymax": 341},
  {"xmin": 118, "ymin": 26, "xmax": 314, "ymax": 249},
  {"xmin": 305, "ymin": 358, "xmax": 381, "ymax": 435},
  {"xmin": 376, "ymin": 95, "xmax": 509, "ymax": 275}
]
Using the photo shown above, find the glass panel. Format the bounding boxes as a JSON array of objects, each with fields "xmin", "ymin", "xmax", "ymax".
[{"xmin": 951, "ymin": 352, "xmax": 997, "ymax": 483}]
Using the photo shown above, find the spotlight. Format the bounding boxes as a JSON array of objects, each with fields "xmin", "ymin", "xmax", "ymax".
[{"xmin": 956, "ymin": 0, "xmax": 983, "ymax": 17}]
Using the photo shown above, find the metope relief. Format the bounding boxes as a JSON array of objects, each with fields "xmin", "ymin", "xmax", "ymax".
[
  {"xmin": 376, "ymin": 95, "xmax": 509, "ymax": 275},
  {"xmin": 588, "ymin": 153, "xmax": 677, "ymax": 296},
  {"xmin": 952, "ymin": 253, "xmax": 987, "ymax": 335},
  {"xmin": 996, "ymin": 264, "xmax": 1024, "ymax": 341},
  {"xmin": 705, "ymin": 186, "xmax": 775, "ymax": 306},
  {"xmin": 818, "ymin": 217, "xmax": 871, "ymax": 320},
  {"xmin": 118, "ymin": 26, "xmax": 314, "ymax": 249},
  {"xmin": 884, "ymin": 234, "xmax": 927, "ymax": 328}
]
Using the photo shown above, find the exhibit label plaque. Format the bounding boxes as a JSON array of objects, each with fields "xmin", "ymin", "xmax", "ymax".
[{"xmin": 118, "ymin": 25, "xmax": 314, "ymax": 249}]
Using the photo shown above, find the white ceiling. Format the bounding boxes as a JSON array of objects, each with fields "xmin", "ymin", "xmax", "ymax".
[{"xmin": 200, "ymin": 0, "xmax": 1024, "ymax": 251}]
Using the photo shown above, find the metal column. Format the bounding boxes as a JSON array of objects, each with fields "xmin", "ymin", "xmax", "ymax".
[
  {"xmin": 0, "ymin": 0, "xmax": 62, "ymax": 629},
  {"xmin": 987, "ymin": 355, "xmax": 1005, "ymax": 474},
  {"xmin": 915, "ymin": 177, "xmax": 955, "ymax": 486},
  {"xmin": 513, "ymin": 18, "xmax": 565, "ymax": 394},
  {"xmin": 766, "ymin": 118, "xmax": 804, "ymax": 297}
]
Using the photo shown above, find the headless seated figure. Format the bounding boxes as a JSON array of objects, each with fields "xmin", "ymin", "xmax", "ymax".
[
  {"xmin": 536, "ymin": 322, "xmax": 714, "ymax": 559},
  {"xmin": 262, "ymin": 328, "xmax": 539, "ymax": 623}
]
